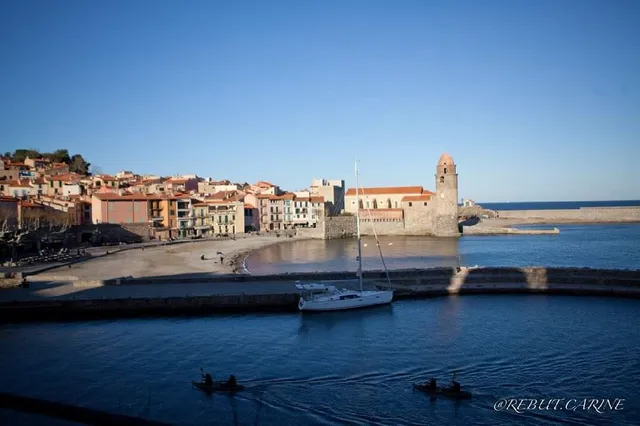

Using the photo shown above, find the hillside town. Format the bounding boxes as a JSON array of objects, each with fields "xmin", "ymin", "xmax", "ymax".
[{"xmin": 0, "ymin": 154, "xmax": 351, "ymax": 240}]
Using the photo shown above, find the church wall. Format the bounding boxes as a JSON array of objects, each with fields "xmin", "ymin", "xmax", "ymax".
[
  {"xmin": 404, "ymin": 202, "xmax": 436, "ymax": 234},
  {"xmin": 344, "ymin": 193, "xmax": 412, "ymax": 214}
]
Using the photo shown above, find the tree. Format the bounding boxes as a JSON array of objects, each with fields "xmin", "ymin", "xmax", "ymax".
[
  {"xmin": 0, "ymin": 204, "xmax": 19, "ymax": 230},
  {"xmin": 89, "ymin": 164, "xmax": 103, "ymax": 176},
  {"xmin": 12, "ymin": 149, "xmax": 41, "ymax": 162},
  {"xmin": 52, "ymin": 149, "xmax": 71, "ymax": 164},
  {"xmin": 69, "ymin": 154, "xmax": 90, "ymax": 175}
]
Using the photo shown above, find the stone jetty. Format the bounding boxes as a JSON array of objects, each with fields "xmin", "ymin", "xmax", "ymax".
[{"xmin": 1, "ymin": 267, "xmax": 639, "ymax": 322}]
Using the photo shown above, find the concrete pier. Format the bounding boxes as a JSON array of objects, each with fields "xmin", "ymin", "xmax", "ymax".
[{"xmin": 1, "ymin": 267, "xmax": 638, "ymax": 321}]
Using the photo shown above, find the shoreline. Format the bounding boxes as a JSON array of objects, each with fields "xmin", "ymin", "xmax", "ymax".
[
  {"xmin": 4, "ymin": 219, "xmax": 638, "ymax": 281},
  {"xmin": 15, "ymin": 234, "xmax": 298, "ymax": 282}
]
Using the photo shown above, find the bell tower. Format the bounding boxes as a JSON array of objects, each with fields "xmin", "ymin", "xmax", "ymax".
[{"xmin": 434, "ymin": 153, "xmax": 461, "ymax": 237}]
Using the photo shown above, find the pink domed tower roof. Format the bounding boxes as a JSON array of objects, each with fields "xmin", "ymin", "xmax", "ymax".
[{"xmin": 438, "ymin": 153, "xmax": 454, "ymax": 166}]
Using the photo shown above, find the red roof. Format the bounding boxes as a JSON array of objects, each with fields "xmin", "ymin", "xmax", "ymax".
[
  {"xmin": 402, "ymin": 193, "xmax": 434, "ymax": 202},
  {"xmin": 48, "ymin": 173, "xmax": 82, "ymax": 182},
  {"xmin": 6, "ymin": 180, "xmax": 31, "ymax": 188},
  {"xmin": 93, "ymin": 193, "xmax": 160, "ymax": 201},
  {"xmin": 345, "ymin": 186, "xmax": 424, "ymax": 196}
]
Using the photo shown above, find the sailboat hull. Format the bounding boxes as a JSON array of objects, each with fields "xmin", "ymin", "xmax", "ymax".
[{"xmin": 298, "ymin": 290, "xmax": 393, "ymax": 312}]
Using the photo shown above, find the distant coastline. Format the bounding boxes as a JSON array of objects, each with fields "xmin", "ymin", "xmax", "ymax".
[{"xmin": 478, "ymin": 200, "xmax": 640, "ymax": 211}]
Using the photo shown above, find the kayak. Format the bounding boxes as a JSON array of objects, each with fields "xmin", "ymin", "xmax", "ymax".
[
  {"xmin": 191, "ymin": 381, "xmax": 245, "ymax": 393},
  {"xmin": 413, "ymin": 383, "xmax": 472, "ymax": 399}
]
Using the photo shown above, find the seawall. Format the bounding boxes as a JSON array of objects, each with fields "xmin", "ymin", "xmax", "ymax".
[
  {"xmin": 496, "ymin": 207, "xmax": 640, "ymax": 222},
  {"xmin": 1, "ymin": 267, "xmax": 639, "ymax": 321}
]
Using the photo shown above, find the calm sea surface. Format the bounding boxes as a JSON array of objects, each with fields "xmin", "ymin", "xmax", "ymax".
[
  {"xmin": 1, "ymin": 297, "xmax": 639, "ymax": 425},
  {"xmin": 246, "ymin": 223, "xmax": 640, "ymax": 274},
  {"xmin": 1, "ymin": 223, "xmax": 639, "ymax": 425}
]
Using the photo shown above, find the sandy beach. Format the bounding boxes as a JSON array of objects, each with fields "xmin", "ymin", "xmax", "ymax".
[{"xmin": 32, "ymin": 234, "xmax": 293, "ymax": 281}]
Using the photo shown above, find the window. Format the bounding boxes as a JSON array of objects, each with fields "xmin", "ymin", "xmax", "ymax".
[
  {"xmin": 409, "ymin": 202, "xmax": 412, "ymax": 207},
  {"xmin": 424, "ymin": 202, "xmax": 428, "ymax": 206},
  {"xmin": 444, "ymin": 168, "xmax": 447, "ymax": 174},
  {"xmin": 440, "ymin": 176, "xmax": 445, "ymax": 183}
]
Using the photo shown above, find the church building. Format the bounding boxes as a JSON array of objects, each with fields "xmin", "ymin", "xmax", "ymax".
[{"xmin": 343, "ymin": 153, "xmax": 460, "ymax": 237}]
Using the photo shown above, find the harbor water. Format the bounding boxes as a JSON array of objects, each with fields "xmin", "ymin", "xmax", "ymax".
[
  {"xmin": 1, "ymin": 223, "xmax": 639, "ymax": 425},
  {"xmin": 245, "ymin": 223, "xmax": 640, "ymax": 274},
  {"xmin": 0, "ymin": 297, "xmax": 639, "ymax": 425}
]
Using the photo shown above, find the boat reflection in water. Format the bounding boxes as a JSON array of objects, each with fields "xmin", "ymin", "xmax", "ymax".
[{"xmin": 297, "ymin": 303, "xmax": 395, "ymax": 337}]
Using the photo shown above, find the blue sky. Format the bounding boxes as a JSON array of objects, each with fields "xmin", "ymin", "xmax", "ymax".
[{"xmin": 1, "ymin": 0, "xmax": 638, "ymax": 202}]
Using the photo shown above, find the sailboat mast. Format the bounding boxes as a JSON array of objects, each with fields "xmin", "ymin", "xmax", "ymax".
[{"xmin": 355, "ymin": 159, "xmax": 363, "ymax": 292}]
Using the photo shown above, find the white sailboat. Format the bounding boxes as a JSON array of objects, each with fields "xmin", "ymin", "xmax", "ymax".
[{"xmin": 296, "ymin": 160, "xmax": 394, "ymax": 312}]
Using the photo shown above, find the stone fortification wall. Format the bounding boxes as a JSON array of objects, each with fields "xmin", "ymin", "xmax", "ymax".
[
  {"xmin": 497, "ymin": 207, "xmax": 640, "ymax": 221},
  {"xmin": 359, "ymin": 219, "xmax": 406, "ymax": 236},
  {"xmin": 293, "ymin": 215, "xmax": 356, "ymax": 239},
  {"xmin": 295, "ymin": 226, "xmax": 324, "ymax": 239},
  {"xmin": 404, "ymin": 207, "xmax": 435, "ymax": 234},
  {"xmin": 323, "ymin": 215, "xmax": 357, "ymax": 239},
  {"xmin": 117, "ymin": 223, "xmax": 152, "ymax": 239}
]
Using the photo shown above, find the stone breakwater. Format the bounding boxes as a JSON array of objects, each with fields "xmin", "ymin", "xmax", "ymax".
[
  {"xmin": 0, "ymin": 267, "xmax": 639, "ymax": 322},
  {"xmin": 462, "ymin": 226, "xmax": 560, "ymax": 235},
  {"xmin": 496, "ymin": 206, "xmax": 640, "ymax": 222}
]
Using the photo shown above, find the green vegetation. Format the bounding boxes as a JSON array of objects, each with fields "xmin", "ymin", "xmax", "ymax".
[{"xmin": 3, "ymin": 149, "xmax": 91, "ymax": 175}]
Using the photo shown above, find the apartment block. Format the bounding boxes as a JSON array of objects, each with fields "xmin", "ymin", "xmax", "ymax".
[{"xmin": 310, "ymin": 178, "xmax": 345, "ymax": 215}]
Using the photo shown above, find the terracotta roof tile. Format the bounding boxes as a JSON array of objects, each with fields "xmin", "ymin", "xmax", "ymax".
[
  {"xmin": 345, "ymin": 186, "xmax": 424, "ymax": 196},
  {"xmin": 402, "ymin": 194, "xmax": 434, "ymax": 202},
  {"xmin": 93, "ymin": 193, "xmax": 161, "ymax": 201}
]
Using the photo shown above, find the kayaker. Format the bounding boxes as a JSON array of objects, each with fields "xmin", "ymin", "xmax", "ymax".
[
  {"xmin": 427, "ymin": 378, "xmax": 437, "ymax": 389},
  {"xmin": 227, "ymin": 375, "xmax": 237, "ymax": 387},
  {"xmin": 203, "ymin": 372, "xmax": 213, "ymax": 386},
  {"xmin": 448, "ymin": 371, "xmax": 461, "ymax": 393}
]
